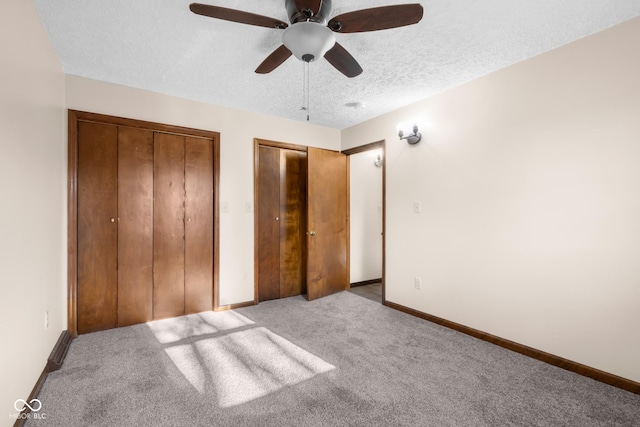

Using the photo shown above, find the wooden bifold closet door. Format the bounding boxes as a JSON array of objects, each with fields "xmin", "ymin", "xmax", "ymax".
[
  {"xmin": 77, "ymin": 122, "xmax": 119, "ymax": 333},
  {"xmin": 73, "ymin": 112, "xmax": 217, "ymax": 335},
  {"xmin": 117, "ymin": 127, "xmax": 154, "ymax": 327},
  {"xmin": 153, "ymin": 133, "xmax": 214, "ymax": 320},
  {"xmin": 78, "ymin": 123, "xmax": 155, "ymax": 332},
  {"xmin": 257, "ymin": 144, "xmax": 307, "ymax": 302}
]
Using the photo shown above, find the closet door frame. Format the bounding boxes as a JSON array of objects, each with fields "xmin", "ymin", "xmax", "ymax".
[{"xmin": 68, "ymin": 110, "xmax": 220, "ymax": 337}]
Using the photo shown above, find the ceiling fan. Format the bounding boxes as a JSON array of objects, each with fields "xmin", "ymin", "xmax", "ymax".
[{"xmin": 189, "ymin": 0, "xmax": 424, "ymax": 78}]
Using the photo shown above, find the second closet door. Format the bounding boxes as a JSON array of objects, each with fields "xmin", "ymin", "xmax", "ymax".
[
  {"xmin": 153, "ymin": 133, "xmax": 214, "ymax": 319},
  {"xmin": 257, "ymin": 145, "xmax": 306, "ymax": 302}
]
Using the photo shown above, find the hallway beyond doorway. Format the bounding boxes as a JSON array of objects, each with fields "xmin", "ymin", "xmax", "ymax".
[{"xmin": 348, "ymin": 282, "xmax": 381, "ymax": 303}]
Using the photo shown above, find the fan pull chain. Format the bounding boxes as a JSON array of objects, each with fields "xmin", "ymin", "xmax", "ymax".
[
  {"xmin": 300, "ymin": 62, "xmax": 306, "ymax": 117},
  {"xmin": 301, "ymin": 60, "xmax": 310, "ymax": 121}
]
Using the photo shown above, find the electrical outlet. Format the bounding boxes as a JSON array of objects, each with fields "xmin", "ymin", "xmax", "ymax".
[
  {"xmin": 413, "ymin": 201, "xmax": 422, "ymax": 214},
  {"xmin": 245, "ymin": 202, "xmax": 253, "ymax": 213},
  {"xmin": 221, "ymin": 202, "xmax": 229, "ymax": 213},
  {"xmin": 44, "ymin": 310, "xmax": 49, "ymax": 330},
  {"xmin": 414, "ymin": 277, "xmax": 422, "ymax": 290}
]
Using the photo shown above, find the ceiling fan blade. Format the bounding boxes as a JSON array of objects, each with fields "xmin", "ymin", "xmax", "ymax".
[
  {"xmin": 295, "ymin": 0, "xmax": 323, "ymax": 16},
  {"xmin": 324, "ymin": 42, "xmax": 363, "ymax": 78},
  {"xmin": 190, "ymin": 3, "xmax": 288, "ymax": 29},
  {"xmin": 328, "ymin": 4, "xmax": 423, "ymax": 33},
  {"xmin": 255, "ymin": 45, "xmax": 293, "ymax": 74}
]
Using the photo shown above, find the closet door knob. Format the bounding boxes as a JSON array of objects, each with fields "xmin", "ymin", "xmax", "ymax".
[
  {"xmin": 110, "ymin": 218, "xmax": 115, "ymax": 223},
  {"xmin": 309, "ymin": 231, "xmax": 316, "ymax": 236},
  {"xmin": 275, "ymin": 217, "xmax": 279, "ymax": 221}
]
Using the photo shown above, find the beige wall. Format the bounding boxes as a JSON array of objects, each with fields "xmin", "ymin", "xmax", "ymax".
[
  {"xmin": 342, "ymin": 17, "xmax": 640, "ymax": 382},
  {"xmin": 66, "ymin": 75, "xmax": 341, "ymax": 306},
  {"xmin": 0, "ymin": 0, "xmax": 67, "ymax": 423}
]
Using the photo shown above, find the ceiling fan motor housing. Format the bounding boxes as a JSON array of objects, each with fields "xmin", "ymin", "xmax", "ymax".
[{"xmin": 286, "ymin": 0, "xmax": 333, "ymax": 24}]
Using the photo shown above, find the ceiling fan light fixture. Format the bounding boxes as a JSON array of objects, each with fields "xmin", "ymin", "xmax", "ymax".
[{"xmin": 283, "ymin": 22, "xmax": 336, "ymax": 62}]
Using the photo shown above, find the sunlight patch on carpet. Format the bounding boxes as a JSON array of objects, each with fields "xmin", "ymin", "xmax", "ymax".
[
  {"xmin": 147, "ymin": 311, "xmax": 254, "ymax": 344},
  {"xmin": 207, "ymin": 327, "xmax": 335, "ymax": 407},
  {"xmin": 165, "ymin": 344, "xmax": 208, "ymax": 393},
  {"xmin": 162, "ymin": 326, "xmax": 335, "ymax": 407},
  {"xmin": 147, "ymin": 312, "xmax": 335, "ymax": 407}
]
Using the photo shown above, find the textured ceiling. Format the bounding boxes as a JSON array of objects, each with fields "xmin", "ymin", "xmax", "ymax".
[{"xmin": 33, "ymin": 0, "xmax": 639, "ymax": 129}]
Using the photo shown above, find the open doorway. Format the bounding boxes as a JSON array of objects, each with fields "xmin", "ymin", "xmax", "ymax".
[{"xmin": 343, "ymin": 141, "xmax": 385, "ymax": 304}]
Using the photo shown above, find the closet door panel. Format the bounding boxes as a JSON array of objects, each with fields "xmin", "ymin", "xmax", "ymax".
[
  {"xmin": 77, "ymin": 122, "xmax": 118, "ymax": 334},
  {"xmin": 184, "ymin": 137, "xmax": 214, "ymax": 314},
  {"xmin": 153, "ymin": 133, "xmax": 186, "ymax": 319},
  {"xmin": 279, "ymin": 150, "xmax": 307, "ymax": 298},
  {"xmin": 257, "ymin": 146, "xmax": 281, "ymax": 302},
  {"xmin": 117, "ymin": 127, "xmax": 154, "ymax": 326},
  {"xmin": 306, "ymin": 147, "xmax": 348, "ymax": 301}
]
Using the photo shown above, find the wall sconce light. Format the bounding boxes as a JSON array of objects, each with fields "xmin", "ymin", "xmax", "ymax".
[{"xmin": 398, "ymin": 124, "xmax": 421, "ymax": 145}]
